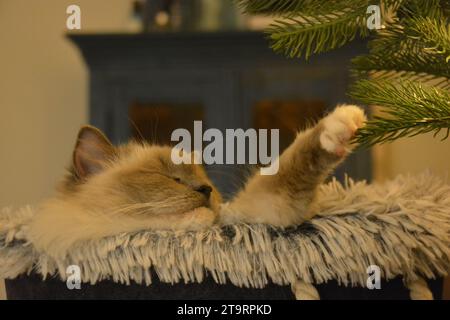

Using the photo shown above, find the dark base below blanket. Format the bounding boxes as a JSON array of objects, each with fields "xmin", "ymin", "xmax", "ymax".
[{"xmin": 5, "ymin": 273, "xmax": 443, "ymax": 300}]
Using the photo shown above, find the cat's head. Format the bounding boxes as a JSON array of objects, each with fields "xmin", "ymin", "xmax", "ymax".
[{"xmin": 60, "ymin": 126, "xmax": 222, "ymax": 217}]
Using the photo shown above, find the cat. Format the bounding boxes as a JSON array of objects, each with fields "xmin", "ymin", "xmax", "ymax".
[{"xmin": 28, "ymin": 105, "xmax": 366, "ymax": 254}]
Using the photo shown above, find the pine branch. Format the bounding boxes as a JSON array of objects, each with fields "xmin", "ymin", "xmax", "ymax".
[
  {"xmin": 236, "ymin": 0, "xmax": 373, "ymax": 16},
  {"xmin": 399, "ymin": 0, "xmax": 446, "ymax": 20},
  {"xmin": 238, "ymin": 0, "xmax": 450, "ymax": 146},
  {"xmin": 267, "ymin": 7, "xmax": 370, "ymax": 59},
  {"xmin": 350, "ymin": 79, "xmax": 450, "ymax": 146},
  {"xmin": 409, "ymin": 16, "xmax": 450, "ymax": 61},
  {"xmin": 352, "ymin": 22, "xmax": 450, "ymax": 88}
]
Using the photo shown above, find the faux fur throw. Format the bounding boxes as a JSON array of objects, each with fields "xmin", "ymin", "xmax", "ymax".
[{"xmin": 1, "ymin": 173, "xmax": 449, "ymax": 292}]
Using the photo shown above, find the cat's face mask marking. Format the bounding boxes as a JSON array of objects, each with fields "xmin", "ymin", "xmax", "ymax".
[{"xmin": 63, "ymin": 126, "xmax": 222, "ymax": 217}]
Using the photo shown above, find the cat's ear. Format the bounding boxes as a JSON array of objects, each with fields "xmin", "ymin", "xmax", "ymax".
[{"xmin": 73, "ymin": 126, "xmax": 115, "ymax": 179}]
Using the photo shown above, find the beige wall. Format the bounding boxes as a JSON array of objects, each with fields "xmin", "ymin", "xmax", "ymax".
[
  {"xmin": 0, "ymin": 0, "xmax": 131, "ymax": 300},
  {"xmin": 0, "ymin": 0, "xmax": 132, "ymax": 208},
  {"xmin": 373, "ymin": 125, "xmax": 450, "ymax": 182}
]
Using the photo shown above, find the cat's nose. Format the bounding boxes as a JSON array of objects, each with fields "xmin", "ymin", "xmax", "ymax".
[{"xmin": 195, "ymin": 185, "xmax": 212, "ymax": 199}]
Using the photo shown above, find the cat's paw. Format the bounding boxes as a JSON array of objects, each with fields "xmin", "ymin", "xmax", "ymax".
[
  {"xmin": 320, "ymin": 105, "xmax": 366, "ymax": 156},
  {"xmin": 186, "ymin": 207, "xmax": 218, "ymax": 230}
]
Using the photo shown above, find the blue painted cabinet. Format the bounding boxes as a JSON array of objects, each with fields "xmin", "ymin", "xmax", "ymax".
[{"xmin": 69, "ymin": 31, "xmax": 371, "ymax": 197}]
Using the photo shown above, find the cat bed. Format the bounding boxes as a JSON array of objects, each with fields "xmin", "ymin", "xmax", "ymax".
[{"xmin": 1, "ymin": 173, "xmax": 449, "ymax": 299}]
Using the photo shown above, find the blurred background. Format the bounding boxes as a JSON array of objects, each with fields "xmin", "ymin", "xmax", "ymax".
[{"xmin": 1, "ymin": 0, "xmax": 449, "ymax": 299}]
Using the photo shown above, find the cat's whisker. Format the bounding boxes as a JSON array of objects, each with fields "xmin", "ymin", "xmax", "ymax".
[
  {"xmin": 128, "ymin": 116, "xmax": 145, "ymax": 142},
  {"xmin": 107, "ymin": 196, "xmax": 193, "ymax": 217}
]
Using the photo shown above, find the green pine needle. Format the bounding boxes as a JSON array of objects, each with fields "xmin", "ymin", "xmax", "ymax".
[
  {"xmin": 352, "ymin": 16, "xmax": 450, "ymax": 87},
  {"xmin": 237, "ymin": 0, "xmax": 372, "ymax": 16},
  {"xmin": 267, "ymin": 7, "xmax": 370, "ymax": 59},
  {"xmin": 350, "ymin": 79, "xmax": 450, "ymax": 147},
  {"xmin": 238, "ymin": 0, "xmax": 450, "ymax": 146}
]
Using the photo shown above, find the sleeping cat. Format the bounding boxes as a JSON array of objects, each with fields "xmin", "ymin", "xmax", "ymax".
[{"xmin": 28, "ymin": 105, "xmax": 366, "ymax": 254}]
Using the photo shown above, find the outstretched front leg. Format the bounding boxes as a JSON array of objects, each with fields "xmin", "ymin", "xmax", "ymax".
[{"xmin": 222, "ymin": 105, "xmax": 366, "ymax": 226}]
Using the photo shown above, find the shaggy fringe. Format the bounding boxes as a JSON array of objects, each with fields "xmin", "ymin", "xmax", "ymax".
[{"xmin": 1, "ymin": 173, "xmax": 449, "ymax": 289}]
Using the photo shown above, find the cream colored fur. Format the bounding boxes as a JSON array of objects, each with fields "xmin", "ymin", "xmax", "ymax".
[
  {"xmin": 28, "ymin": 105, "xmax": 366, "ymax": 255},
  {"xmin": 222, "ymin": 105, "xmax": 366, "ymax": 226}
]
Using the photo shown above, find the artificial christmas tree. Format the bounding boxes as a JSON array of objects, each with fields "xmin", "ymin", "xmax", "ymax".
[{"xmin": 238, "ymin": 0, "xmax": 450, "ymax": 146}]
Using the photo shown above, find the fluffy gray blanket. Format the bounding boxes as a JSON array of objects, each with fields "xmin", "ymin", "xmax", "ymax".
[{"xmin": 1, "ymin": 173, "xmax": 449, "ymax": 292}]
